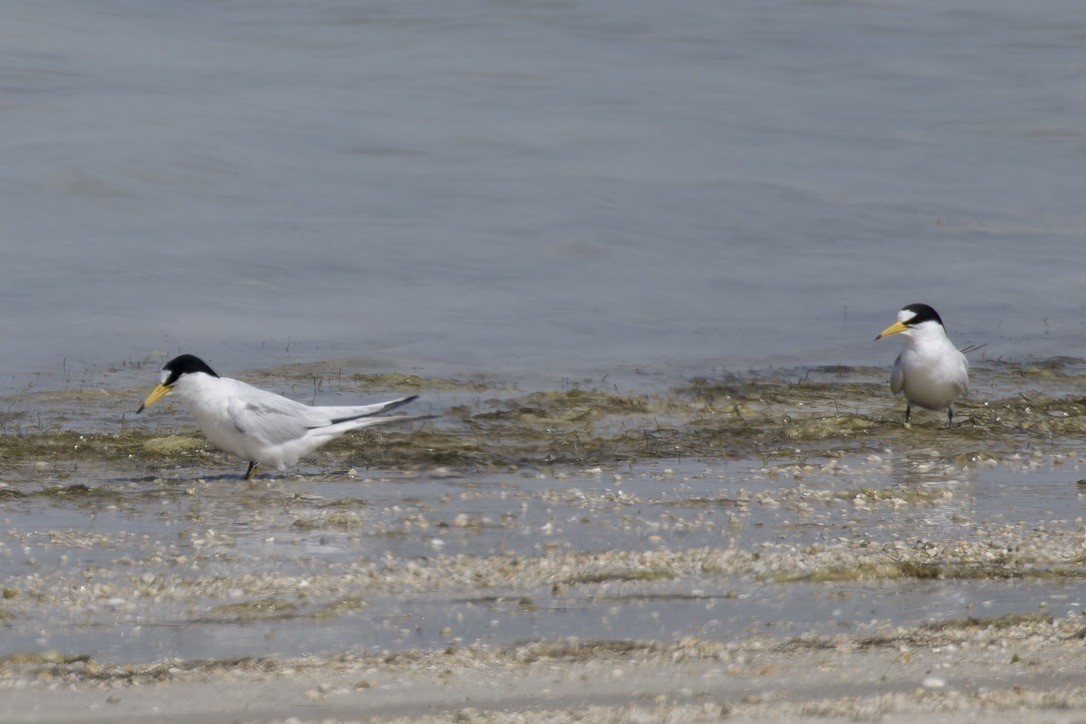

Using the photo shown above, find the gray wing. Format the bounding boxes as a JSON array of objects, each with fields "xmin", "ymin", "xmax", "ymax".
[
  {"xmin": 957, "ymin": 350, "xmax": 970, "ymax": 395},
  {"xmin": 890, "ymin": 354, "xmax": 905, "ymax": 395},
  {"xmin": 225, "ymin": 383, "xmax": 319, "ymax": 446},
  {"xmin": 308, "ymin": 395, "xmax": 419, "ymax": 424},
  {"xmin": 226, "ymin": 382, "xmax": 419, "ymax": 446}
]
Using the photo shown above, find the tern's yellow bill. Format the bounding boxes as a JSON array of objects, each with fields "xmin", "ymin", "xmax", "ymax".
[{"xmin": 137, "ymin": 383, "xmax": 172, "ymax": 413}]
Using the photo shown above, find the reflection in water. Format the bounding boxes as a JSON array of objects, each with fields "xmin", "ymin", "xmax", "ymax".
[
  {"xmin": 889, "ymin": 444, "xmax": 977, "ymax": 536},
  {"xmin": 890, "ymin": 446, "xmax": 971, "ymax": 489}
]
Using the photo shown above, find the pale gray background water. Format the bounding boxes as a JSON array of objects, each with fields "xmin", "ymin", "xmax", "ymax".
[{"xmin": 3, "ymin": 0, "xmax": 1086, "ymax": 394}]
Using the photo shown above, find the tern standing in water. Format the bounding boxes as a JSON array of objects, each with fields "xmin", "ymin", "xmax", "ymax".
[
  {"xmin": 876, "ymin": 303, "xmax": 969, "ymax": 426},
  {"xmin": 138, "ymin": 354, "xmax": 427, "ymax": 478}
]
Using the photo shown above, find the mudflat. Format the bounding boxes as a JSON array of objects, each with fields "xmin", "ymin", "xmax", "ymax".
[{"xmin": 2, "ymin": 359, "xmax": 1085, "ymax": 721}]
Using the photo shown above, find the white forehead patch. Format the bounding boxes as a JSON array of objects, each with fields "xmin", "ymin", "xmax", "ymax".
[
  {"xmin": 897, "ymin": 308, "xmax": 915, "ymax": 324},
  {"xmin": 159, "ymin": 369, "xmax": 171, "ymax": 385}
]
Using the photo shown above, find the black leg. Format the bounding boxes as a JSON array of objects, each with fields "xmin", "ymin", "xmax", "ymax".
[
  {"xmin": 947, "ymin": 405, "xmax": 954, "ymax": 428},
  {"xmin": 904, "ymin": 403, "xmax": 911, "ymax": 424},
  {"xmin": 244, "ymin": 461, "xmax": 259, "ymax": 480}
]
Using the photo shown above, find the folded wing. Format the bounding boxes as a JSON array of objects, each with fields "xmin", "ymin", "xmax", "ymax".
[
  {"xmin": 227, "ymin": 386, "xmax": 419, "ymax": 447},
  {"xmin": 890, "ymin": 354, "xmax": 905, "ymax": 395}
]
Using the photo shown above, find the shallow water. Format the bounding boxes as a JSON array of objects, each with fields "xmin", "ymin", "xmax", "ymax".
[
  {"xmin": 4, "ymin": 0, "xmax": 1086, "ymax": 669},
  {"xmin": 3, "ymin": 0, "xmax": 1086, "ymax": 394},
  {"xmin": 2, "ymin": 445, "xmax": 1084, "ymax": 664}
]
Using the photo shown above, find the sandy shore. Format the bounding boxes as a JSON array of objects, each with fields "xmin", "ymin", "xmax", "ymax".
[
  {"xmin": 3, "ymin": 359, "xmax": 1086, "ymax": 721},
  {"xmin": 4, "ymin": 626, "xmax": 1086, "ymax": 723}
]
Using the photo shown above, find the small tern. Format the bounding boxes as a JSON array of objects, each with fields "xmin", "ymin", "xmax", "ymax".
[
  {"xmin": 875, "ymin": 303, "xmax": 969, "ymax": 426},
  {"xmin": 137, "ymin": 354, "xmax": 427, "ymax": 478}
]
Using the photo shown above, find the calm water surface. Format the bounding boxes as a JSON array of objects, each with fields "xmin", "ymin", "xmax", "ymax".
[{"xmin": 2, "ymin": 1, "xmax": 1086, "ymax": 394}]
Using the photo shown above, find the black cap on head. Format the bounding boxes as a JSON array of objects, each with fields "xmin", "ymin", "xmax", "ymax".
[
  {"xmin": 161, "ymin": 354, "xmax": 219, "ymax": 386},
  {"xmin": 901, "ymin": 303, "xmax": 943, "ymax": 327}
]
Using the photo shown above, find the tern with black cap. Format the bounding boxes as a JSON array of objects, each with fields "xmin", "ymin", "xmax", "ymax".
[
  {"xmin": 876, "ymin": 303, "xmax": 969, "ymax": 426},
  {"xmin": 138, "ymin": 354, "xmax": 427, "ymax": 478}
]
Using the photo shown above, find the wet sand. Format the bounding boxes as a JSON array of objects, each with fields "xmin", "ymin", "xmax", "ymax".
[
  {"xmin": 2, "ymin": 357, "xmax": 1086, "ymax": 721},
  {"xmin": 6, "ymin": 628, "xmax": 1086, "ymax": 723}
]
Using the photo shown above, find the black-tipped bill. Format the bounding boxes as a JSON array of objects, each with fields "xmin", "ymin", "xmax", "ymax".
[
  {"xmin": 875, "ymin": 320, "xmax": 909, "ymax": 341},
  {"xmin": 137, "ymin": 383, "xmax": 172, "ymax": 413}
]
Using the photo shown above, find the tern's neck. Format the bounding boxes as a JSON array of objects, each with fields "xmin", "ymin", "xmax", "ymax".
[{"xmin": 171, "ymin": 372, "xmax": 221, "ymax": 406}]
